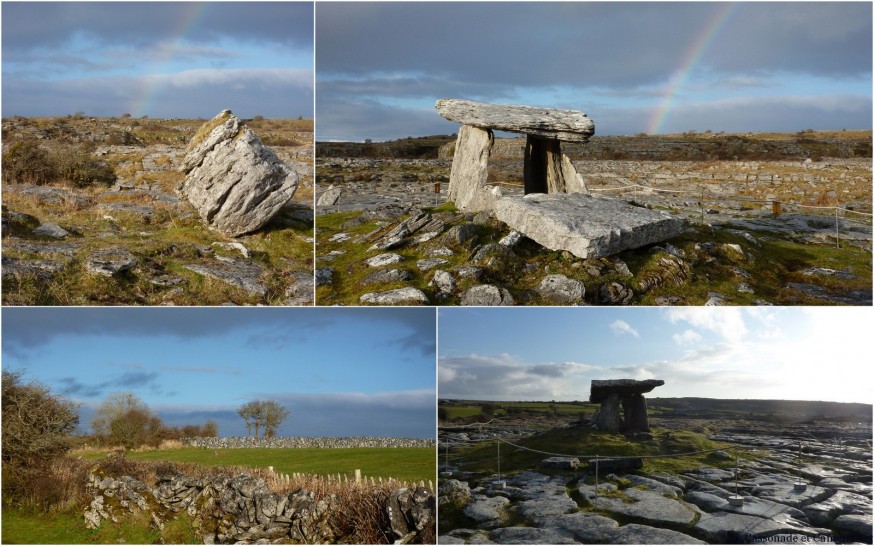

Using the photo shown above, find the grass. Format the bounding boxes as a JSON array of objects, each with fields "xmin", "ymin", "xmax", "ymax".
[
  {"xmin": 451, "ymin": 426, "xmax": 744, "ymax": 478},
  {"xmin": 1, "ymin": 507, "xmax": 163, "ymax": 545},
  {"xmin": 79, "ymin": 446, "xmax": 435, "ymax": 483}
]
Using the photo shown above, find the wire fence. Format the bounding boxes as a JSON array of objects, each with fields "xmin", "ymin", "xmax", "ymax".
[{"xmin": 440, "ymin": 433, "xmax": 762, "ymax": 500}]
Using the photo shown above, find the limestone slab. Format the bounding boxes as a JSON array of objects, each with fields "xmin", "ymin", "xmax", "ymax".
[
  {"xmin": 494, "ymin": 193, "xmax": 685, "ymax": 259},
  {"xmin": 436, "ymin": 99, "xmax": 594, "ymax": 142}
]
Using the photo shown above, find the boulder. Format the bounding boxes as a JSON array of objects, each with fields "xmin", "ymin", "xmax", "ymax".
[
  {"xmin": 180, "ymin": 110, "xmax": 298, "ymax": 237},
  {"xmin": 460, "ymin": 285, "xmax": 514, "ymax": 306},
  {"xmin": 495, "ymin": 193, "xmax": 685, "ymax": 259},
  {"xmin": 86, "ymin": 248, "xmax": 137, "ymax": 276},
  {"xmin": 360, "ymin": 287, "xmax": 429, "ymax": 305}
]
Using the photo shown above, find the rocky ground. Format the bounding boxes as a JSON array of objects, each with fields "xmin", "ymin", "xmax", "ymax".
[
  {"xmin": 315, "ymin": 142, "xmax": 871, "ymax": 305},
  {"xmin": 2, "ymin": 116, "xmax": 314, "ymax": 305},
  {"xmin": 437, "ymin": 416, "xmax": 873, "ymax": 544}
]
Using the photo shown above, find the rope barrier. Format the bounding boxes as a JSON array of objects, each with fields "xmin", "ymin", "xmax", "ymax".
[{"xmin": 496, "ymin": 437, "xmax": 753, "ymax": 460}]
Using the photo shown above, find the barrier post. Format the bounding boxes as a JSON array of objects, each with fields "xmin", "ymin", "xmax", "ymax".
[
  {"xmin": 594, "ymin": 455, "xmax": 599, "ymax": 498},
  {"xmin": 835, "ymin": 207, "xmax": 840, "ymax": 248}
]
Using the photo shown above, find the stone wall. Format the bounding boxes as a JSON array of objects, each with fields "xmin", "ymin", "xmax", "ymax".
[
  {"xmin": 85, "ymin": 468, "xmax": 435, "ymax": 544},
  {"xmin": 181, "ymin": 436, "xmax": 435, "ymax": 449}
]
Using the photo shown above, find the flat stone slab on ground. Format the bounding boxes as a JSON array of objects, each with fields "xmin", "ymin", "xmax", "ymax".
[
  {"xmin": 183, "ymin": 258, "xmax": 266, "ymax": 296},
  {"xmin": 694, "ymin": 511, "xmax": 821, "ymax": 543},
  {"xmin": 614, "ymin": 523, "xmax": 706, "ymax": 544},
  {"xmin": 538, "ymin": 512, "xmax": 619, "ymax": 543},
  {"xmin": 462, "ymin": 495, "xmax": 510, "ymax": 527},
  {"xmin": 488, "ymin": 526, "xmax": 578, "ymax": 544},
  {"xmin": 359, "ymin": 287, "xmax": 429, "ymax": 305},
  {"xmin": 494, "ymin": 193, "xmax": 685, "ymax": 259},
  {"xmin": 86, "ymin": 248, "xmax": 137, "ymax": 276},
  {"xmin": 592, "ymin": 487, "xmax": 700, "ymax": 527},
  {"xmin": 752, "ymin": 483, "xmax": 831, "ymax": 508}
]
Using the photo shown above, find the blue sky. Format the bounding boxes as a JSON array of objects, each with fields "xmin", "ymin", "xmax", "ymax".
[
  {"xmin": 316, "ymin": 2, "xmax": 872, "ymax": 141},
  {"xmin": 438, "ymin": 307, "xmax": 873, "ymax": 404},
  {"xmin": 2, "ymin": 308, "xmax": 435, "ymax": 438},
  {"xmin": 1, "ymin": 2, "xmax": 314, "ymax": 118}
]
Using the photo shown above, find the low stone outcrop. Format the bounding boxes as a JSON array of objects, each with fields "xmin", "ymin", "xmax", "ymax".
[{"xmin": 180, "ymin": 110, "xmax": 298, "ymax": 237}]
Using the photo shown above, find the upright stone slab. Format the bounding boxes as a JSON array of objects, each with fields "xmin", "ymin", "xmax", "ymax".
[
  {"xmin": 495, "ymin": 193, "xmax": 686, "ymax": 259},
  {"xmin": 181, "ymin": 110, "xmax": 299, "ymax": 237},
  {"xmin": 591, "ymin": 392, "xmax": 624, "ymax": 432},
  {"xmin": 447, "ymin": 125, "xmax": 498, "ymax": 212}
]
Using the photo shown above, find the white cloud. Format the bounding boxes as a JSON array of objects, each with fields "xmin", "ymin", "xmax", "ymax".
[
  {"xmin": 672, "ymin": 329, "xmax": 702, "ymax": 345},
  {"xmin": 664, "ymin": 308, "xmax": 748, "ymax": 342},
  {"xmin": 609, "ymin": 319, "xmax": 640, "ymax": 338}
]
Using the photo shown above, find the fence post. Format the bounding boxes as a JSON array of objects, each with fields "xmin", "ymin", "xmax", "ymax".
[
  {"xmin": 354, "ymin": 469, "xmax": 361, "ymax": 483},
  {"xmin": 594, "ymin": 455, "xmax": 599, "ymax": 498},
  {"xmin": 772, "ymin": 200, "xmax": 781, "ymax": 216},
  {"xmin": 835, "ymin": 207, "xmax": 840, "ymax": 248}
]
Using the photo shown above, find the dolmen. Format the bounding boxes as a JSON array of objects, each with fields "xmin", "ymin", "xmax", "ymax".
[
  {"xmin": 181, "ymin": 110, "xmax": 299, "ymax": 237},
  {"xmin": 589, "ymin": 379, "xmax": 664, "ymax": 433},
  {"xmin": 436, "ymin": 99, "xmax": 685, "ymax": 259}
]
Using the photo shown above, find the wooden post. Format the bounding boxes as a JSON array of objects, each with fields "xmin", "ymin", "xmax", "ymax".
[
  {"xmin": 772, "ymin": 201, "xmax": 781, "ymax": 216},
  {"xmin": 354, "ymin": 469, "xmax": 361, "ymax": 483}
]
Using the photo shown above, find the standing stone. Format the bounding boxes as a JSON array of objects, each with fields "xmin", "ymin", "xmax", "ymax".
[
  {"xmin": 591, "ymin": 392, "xmax": 624, "ymax": 432},
  {"xmin": 626, "ymin": 394, "xmax": 649, "ymax": 432},
  {"xmin": 181, "ymin": 110, "xmax": 299, "ymax": 237},
  {"xmin": 447, "ymin": 125, "xmax": 497, "ymax": 212}
]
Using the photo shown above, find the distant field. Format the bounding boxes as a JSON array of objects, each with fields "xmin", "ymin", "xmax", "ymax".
[{"xmin": 80, "ymin": 447, "xmax": 435, "ymax": 483}]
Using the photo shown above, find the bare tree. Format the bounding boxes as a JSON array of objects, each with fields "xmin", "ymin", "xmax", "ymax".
[
  {"xmin": 92, "ymin": 392, "xmax": 164, "ymax": 449},
  {"xmin": 237, "ymin": 401, "xmax": 258, "ymax": 437},
  {"xmin": 262, "ymin": 401, "xmax": 290, "ymax": 438},
  {"xmin": 238, "ymin": 400, "xmax": 289, "ymax": 438},
  {"xmin": 1, "ymin": 370, "xmax": 79, "ymax": 466}
]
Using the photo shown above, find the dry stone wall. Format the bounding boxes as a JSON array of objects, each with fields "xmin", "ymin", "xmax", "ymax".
[
  {"xmin": 181, "ymin": 436, "xmax": 435, "ymax": 449},
  {"xmin": 84, "ymin": 468, "xmax": 435, "ymax": 544}
]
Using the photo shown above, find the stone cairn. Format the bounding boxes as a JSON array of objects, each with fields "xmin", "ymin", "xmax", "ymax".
[
  {"xmin": 180, "ymin": 109, "xmax": 298, "ymax": 237},
  {"xmin": 589, "ymin": 379, "xmax": 665, "ymax": 433},
  {"xmin": 436, "ymin": 99, "xmax": 686, "ymax": 259},
  {"xmin": 436, "ymin": 98, "xmax": 594, "ymax": 211}
]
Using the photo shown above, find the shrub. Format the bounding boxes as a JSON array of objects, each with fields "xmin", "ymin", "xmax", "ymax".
[
  {"xmin": 63, "ymin": 158, "xmax": 117, "ymax": 187},
  {"xmin": 2, "ymin": 370, "xmax": 81, "ymax": 510},
  {"xmin": 2, "ymin": 140, "xmax": 58, "ymax": 184}
]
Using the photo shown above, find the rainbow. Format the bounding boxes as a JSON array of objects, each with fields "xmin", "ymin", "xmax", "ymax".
[
  {"xmin": 128, "ymin": 3, "xmax": 209, "ymax": 117},
  {"xmin": 646, "ymin": 3, "xmax": 737, "ymax": 135}
]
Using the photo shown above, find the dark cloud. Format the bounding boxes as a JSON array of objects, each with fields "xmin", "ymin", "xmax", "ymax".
[
  {"xmin": 59, "ymin": 371, "xmax": 162, "ymax": 398},
  {"xmin": 1, "ymin": 2, "xmax": 313, "ymax": 53},
  {"xmin": 3, "ymin": 308, "xmax": 436, "ymax": 363},
  {"xmin": 2, "ymin": 69, "xmax": 314, "ymax": 118},
  {"xmin": 318, "ymin": 3, "xmax": 870, "ymax": 86},
  {"xmin": 316, "ymin": 2, "xmax": 871, "ymax": 140}
]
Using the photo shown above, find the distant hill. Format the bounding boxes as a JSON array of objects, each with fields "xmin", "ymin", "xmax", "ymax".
[
  {"xmin": 646, "ymin": 397, "xmax": 871, "ymax": 423},
  {"xmin": 317, "ymin": 130, "xmax": 871, "ymax": 161}
]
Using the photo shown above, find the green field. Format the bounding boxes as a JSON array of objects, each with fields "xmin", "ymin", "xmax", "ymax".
[{"xmin": 81, "ymin": 447, "xmax": 436, "ymax": 483}]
